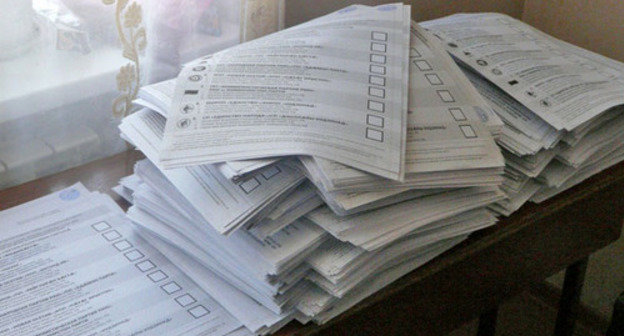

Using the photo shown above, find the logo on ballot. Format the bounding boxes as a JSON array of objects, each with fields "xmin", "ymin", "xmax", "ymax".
[{"xmin": 59, "ymin": 188, "xmax": 80, "ymax": 201}]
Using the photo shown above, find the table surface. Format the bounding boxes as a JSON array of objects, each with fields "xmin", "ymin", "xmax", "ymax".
[{"xmin": 1, "ymin": 150, "xmax": 623, "ymax": 336}]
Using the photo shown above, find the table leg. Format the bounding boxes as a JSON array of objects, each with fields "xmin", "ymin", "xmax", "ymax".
[
  {"xmin": 554, "ymin": 257, "xmax": 589, "ymax": 336},
  {"xmin": 606, "ymin": 291, "xmax": 624, "ymax": 336},
  {"xmin": 477, "ymin": 307, "xmax": 498, "ymax": 336}
]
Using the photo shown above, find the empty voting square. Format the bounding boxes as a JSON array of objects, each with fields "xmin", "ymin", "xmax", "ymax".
[
  {"xmin": 437, "ymin": 90, "xmax": 456, "ymax": 103},
  {"xmin": 371, "ymin": 42, "xmax": 387, "ymax": 52},
  {"xmin": 175, "ymin": 294, "xmax": 197, "ymax": 307},
  {"xmin": 188, "ymin": 305, "xmax": 210, "ymax": 319},
  {"xmin": 124, "ymin": 249, "xmax": 145, "ymax": 261},
  {"xmin": 367, "ymin": 114, "xmax": 384, "ymax": 127},
  {"xmin": 369, "ymin": 75, "xmax": 386, "ymax": 86},
  {"xmin": 161, "ymin": 281, "xmax": 182, "ymax": 294},
  {"xmin": 425, "ymin": 73, "xmax": 444, "ymax": 85},
  {"xmin": 449, "ymin": 108, "xmax": 467, "ymax": 121},
  {"xmin": 410, "ymin": 47, "xmax": 421, "ymax": 57},
  {"xmin": 102, "ymin": 230, "xmax": 122, "ymax": 241},
  {"xmin": 92, "ymin": 221, "xmax": 111, "ymax": 232},
  {"xmin": 370, "ymin": 54, "xmax": 387, "ymax": 64},
  {"xmin": 414, "ymin": 60, "xmax": 433, "ymax": 71},
  {"xmin": 148, "ymin": 270, "xmax": 169, "ymax": 282},
  {"xmin": 113, "ymin": 240, "xmax": 133, "ymax": 251},
  {"xmin": 261, "ymin": 166, "xmax": 281, "ymax": 180},
  {"xmin": 369, "ymin": 87, "xmax": 386, "ymax": 98},
  {"xmin": 366, "ymin": 128, "xmax": 384, "ymax": 142},
  {"xmin": 367, "ymin": 100, "xmax": 385, "ymax": 112},
  {"xmin": 135, "ymin": 260, "xmax": 157, "ymax": 272},
  {"xmin": 460, "ymin": 125, "xmax": 478, "ymax": 139},
  {"xmin": 371, "ymin": 31, "xmax": 388, "ymax": 41},
  {"xmin": 370, "ymin": 64, "xmax": 386, "ymax": 75},
  {"xmin": 239, "ymin": 177, "xmax": 260, "ymax": 194}
]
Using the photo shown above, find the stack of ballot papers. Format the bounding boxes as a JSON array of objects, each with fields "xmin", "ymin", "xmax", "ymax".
[
  {"xmin": 421, "ymin": 13, "xmax": 624, "ymax": 215},
  {"xmin": 115, "ymin": 170, "xmax": 494, "ymax": 332},
  {"xmin": 8, "ymin": 5, "xmax": 624, "ymax": 336},
  {"xmin": 112, "ymin": 3, "xmax": 510, "ymax": 334}
]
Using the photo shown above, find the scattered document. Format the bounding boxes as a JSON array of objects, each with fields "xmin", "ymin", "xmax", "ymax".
[
  {"xmin": 157, "ymin": 4, "xmax": 412, "ymax": 181},
  {"xmin": 307, "ymin": 186, "xmax": 503, "ymax": 250},
  {"xmin": 0, "ymin": 184, "xmax": 245, "ymax": 336},
  {"xmin": 120, "ymin": 110, "xmax": 305, "ymax": 235},
  {"xmin": 303, "ymin": 23, "xmax": 504, "ymax": 193},
  {"xmin": 422, "ymin": 13, "xmax": 624, "ymax": 131}
]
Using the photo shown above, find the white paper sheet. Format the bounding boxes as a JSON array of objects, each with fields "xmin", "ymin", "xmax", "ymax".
[
  {"xmin": 0, "ymin": 184, "xmax": 243, "ymax": 336},
  {"xmin": 159, "ymin": 4, "xmax": 412, "ymax": 181},
  {"xmin": 422, "ymin": 13, "xmax": 624, "ymax": 131}
]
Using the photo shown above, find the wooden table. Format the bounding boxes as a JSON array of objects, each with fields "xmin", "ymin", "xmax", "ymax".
[{"xmin": 1, "ymin": 150, "xmax": 622, "ymax": 336}]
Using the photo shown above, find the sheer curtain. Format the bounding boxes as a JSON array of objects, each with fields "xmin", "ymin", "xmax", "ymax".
[{"xmin": 0, "ymin": 0, "xmax": 284, "ymax": 190}]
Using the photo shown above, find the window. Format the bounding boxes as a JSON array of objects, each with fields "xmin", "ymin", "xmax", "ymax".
[{"xmin": 0, "ymin": 0, "xmax": 283, "ymax": 189}]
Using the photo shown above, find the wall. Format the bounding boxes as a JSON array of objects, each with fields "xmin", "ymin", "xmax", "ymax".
[
  {"xmin": 522, "ymin": 0, "xmax": 624, "ymax": 63},
  {"xmin": 286, "ymin": 0, "xmax": 397, "ymax": 26},
  {"xmin": 409, "ymin": 0, "xmax": 524, "ymax": 21},
  {"xmin": 285, "ymin": 0, "xmax": 524, "ymax": 26}
]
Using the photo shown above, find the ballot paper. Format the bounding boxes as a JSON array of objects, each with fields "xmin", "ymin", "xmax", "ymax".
[
  {"xmin": 117, "ymin": 173, "xmax": 322, "ymax": 243},
  {"xmin": 128, "ymin": 204, "xmax": 321, "ymax": 331},
  {"xmin": 296, "ymin": 156, "xmax": 443, "ymax": 216},
  {"xmin": 502, "ymin": 147, "xmax": 559, "ymax": 178},
  {"xmin": 404, "ymin": 23, "xmax": 503, "ymax": 136},
  {"xmin": 135, "ymin": 80, "xmax": 279, "ymax": 181},
  {"xmin": 303, "ymin": 235, "xmax": 468, "ymax": 323},
  {"xmin": 533, "ymin": 145, "xmax": 624, "ymax": 202},
  {"xmin": 556, "ymin": 112, "xmax": 624, "ymax": 167},
  {"xmin": 218, "ymin": 159, "xmax": 282, "ymax": 181},
  {"xmin": 0, "ymin": 184, "xmax": 246, "ymax": 336},
  {"xmin": 114, "ymin": 175, "xmax": 313, "ymax": 313},
  {"xmin": 304, "ymin": 22, "xmax": 504, "ymax": 192},
  {"xmin": 247, "ymin": 181, "xmax": 324, "ymax": 240},
  {"xmin": 307, "ymin": 186, "xmax": 504, "ymax": 250},
  {"xmin": 307, "ymin": 236, "xmax": 462, "ymax": 298},
  {"xmin": 128, "ymin": 205, "xmax": 298, "ymax": 315},
  {"xmin": 500, "ymin": 166, "xmax": 531, "ymax": 194},
  {"xmin": 158, "ymin": 4, "xmax": 411, "ymax": 181},
  {"xmin": 422, "ymin": 13, "xmax": 624, "ymax": 131},
  {"xmin": 136, "ymin": 78, "xmax": 175, "ymax": 117},
  {"xmin": 112, "ymin": 173, "xmax": 143, "ymax": 203},
  {"xmin": 533, "ymin": 114, "xmax": 624, "ymax": 194},
  {"xmin": 128, "ymin": 186, "xmax": 322, "ymax": 314},
  {"xmin": 537, "ymin": 159, "xmax": 578, "ymax": 188},
  {"xmin": 421, "ymin": 12, "xmax": 624, "ymax": 222},
  {"xmin": 490, "ymin": 180, "xmax": 542, "ymax": 216},
  {"xmin": 562, "ymin": 108, "xmax": 623, "ymax": 148},
  {"xmin": 140, "ymin": 229, "xmax": 293, "ymax": 335},
  {"xmin": 121, "ymin": 172, "xmax": 327, "ymax": 312},
  {"xmin": 537, "ymin": 136, "xmax": 624, "ymax": 189},
  {"xmin": 120, "ymin": 110, "xmax": 305, "ymax": 235},
  {"xmin": 306, "ymin": 209, "xmax": 495, "ymax": 297},
  {"xmin": 128, "ymin": 173, "xmax": 326, "ymax": 280},
  {"xmin": 462, "ymin": 65, "xmax": 562, "ymax": 156},
  {"xmin": 320, "ymin": 183, "xmax": 445, "ymax": 217}
]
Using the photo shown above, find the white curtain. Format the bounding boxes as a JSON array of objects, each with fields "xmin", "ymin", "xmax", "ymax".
[{"xmin": 0, "ymin": 0, "xmax": 284, "ymax": 190}]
